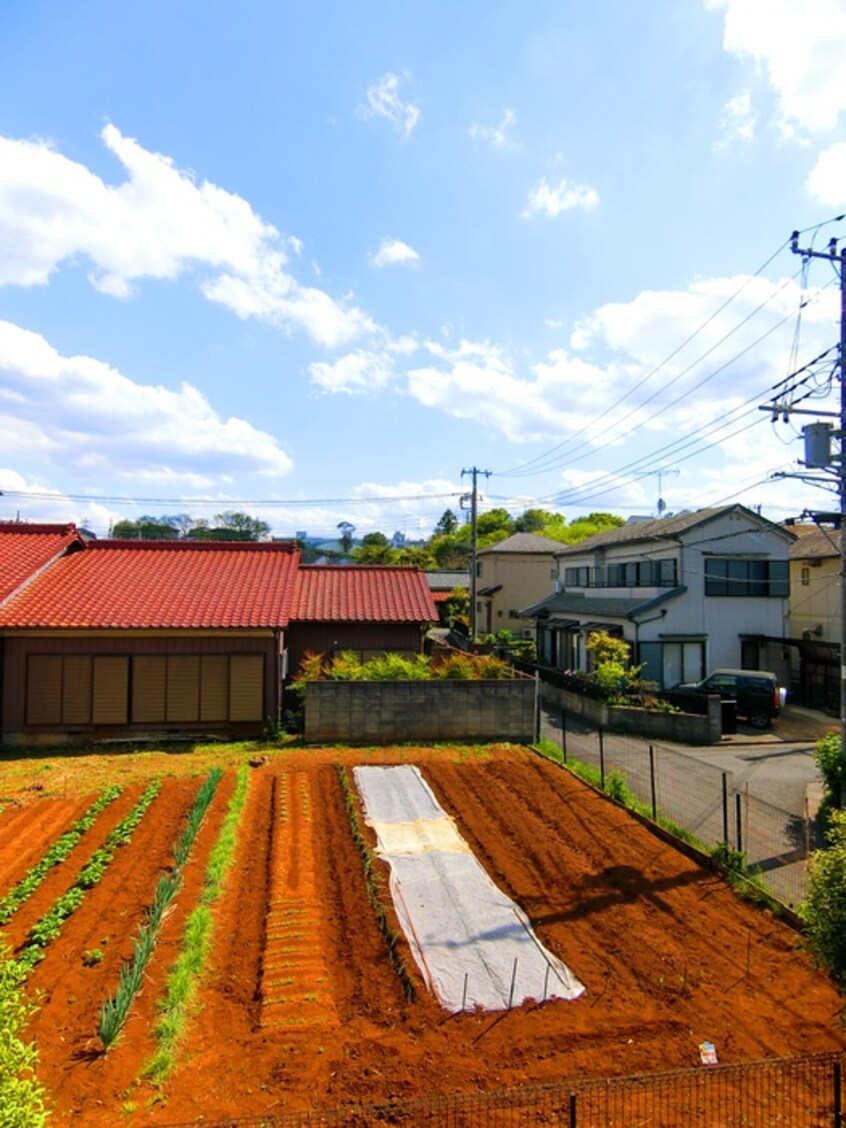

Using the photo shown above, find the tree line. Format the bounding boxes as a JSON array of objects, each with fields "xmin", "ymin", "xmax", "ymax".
[{"xmin": 110, "ymin": 505, "xmax": 624, "ymax": 564}]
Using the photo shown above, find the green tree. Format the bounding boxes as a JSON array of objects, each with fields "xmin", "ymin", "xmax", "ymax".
[
  {"xmin": 214, "ymin": 511, "xmax": 271, "ymax": 540},
  {"xmin": 585, "ymin": 630, "xmax": 641, "ymax": 699},
  {"xmin": 513, "ymin": 508, "xmax": 556, "ymax": 533},
  {"xmin": 112, "ymin": 515, "xmax": 179, "ymax": 540},
  {"xmin": 442, "ymin": 587, "xmax": 470, "ymax": 627},
  {"xmin": 434, "ymin": 508, "xmax": 459, "ymax": 536},
  {"xmin": 354, "ymin": 532, "xmax": 395, "ymax": 564},
  {"xmin": 337, "ymin": 521, "xmax": 355, "ymax": 553},
  {"xmin": 394, "ymin": 545, "xmax": 435, "ymax": 568},
  {"xmin": 430, "ymin": 534, "xmax": 470, "ymax": 570},
  {"xmin": 476, "ymin": 507, "xmax": 514, "ymax": 541}
]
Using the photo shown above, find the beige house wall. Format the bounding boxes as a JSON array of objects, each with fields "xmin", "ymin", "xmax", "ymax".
[
  {"xmin": 788, "ymin": 556, "xmax": 839, "ymax": 641},
  {"xmin": 476, "ymin": 550, "xmax": 557, "ymax": 636}
]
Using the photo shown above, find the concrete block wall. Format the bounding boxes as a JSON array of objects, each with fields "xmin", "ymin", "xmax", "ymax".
[
  {"xmin": 304, "ymin": 679, "xmax": 537, "ymax": 744},
  {"xmin": 540, "ymin": 684, "xmax": 722, "ymax": 745}
]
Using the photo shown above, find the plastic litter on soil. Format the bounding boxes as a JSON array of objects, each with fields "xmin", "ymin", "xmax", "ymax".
[{"xmin": 354, "ymin": 764, "xmax": 585, "ymax": 1012}]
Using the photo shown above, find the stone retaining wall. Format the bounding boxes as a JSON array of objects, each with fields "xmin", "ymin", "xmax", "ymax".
[{"xmin": 304, "ymin": 679, "xmax": 537, "ymax": 744}]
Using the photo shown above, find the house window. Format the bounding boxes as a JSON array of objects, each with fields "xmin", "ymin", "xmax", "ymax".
[
  {"xmin": 563, "ymin": 566, "xmax": 591, "ymax": 587},
  {"xmin": 638, "ymin": 640, "xmax": 704, "ymax": 689},
  {"xmin": 801, "ymin": 567, "xmax": 810, "ymax": 587},
  {"xmin": 26, "ymin": 655, "xmax": 130, "ymax": 726},
  {"xmin": 26, "ymin": 652, "xmax": 265, "ymax": 727},
  {"xmin": 704, "ymin": 558, "xmax": 789, "ymax": 597},
  {"xmin": 606, "ymin": 558, "xmax": 678, "ymax": 588}
]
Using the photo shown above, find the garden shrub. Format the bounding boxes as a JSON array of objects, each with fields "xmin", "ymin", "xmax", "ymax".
[
  {"xmin": 813, "ymin": 732, "xmax": 844, "ymax": 832},
  {"xmin": 293, "ymin": 648, "xmax": 517, "ymax": 687},
  {"xmin": 800, "ymin": 808, "xmax": 846, "ymax": 989}
]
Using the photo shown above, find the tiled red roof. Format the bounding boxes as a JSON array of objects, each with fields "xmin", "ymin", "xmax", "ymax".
[
  {"xmin": 0, "ymin": 540, "xmax": 300, "ymax": 629},
  {"xmin": 0, "ymin": 523, "xmax": 84, "ymax": 604},
  {"xmin": 293, "ymin": 566, "xmax": 438, "ymax": 623}
]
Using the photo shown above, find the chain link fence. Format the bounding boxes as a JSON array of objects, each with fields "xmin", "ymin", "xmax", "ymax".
[{"xmin": 545, "ymin": 708, "xmax": 823, "ymax": 909}]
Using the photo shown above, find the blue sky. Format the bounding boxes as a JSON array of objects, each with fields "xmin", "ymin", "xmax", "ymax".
[{"xmin": 2, "ymin": 0, "xmax": 846, "ymax": 540}]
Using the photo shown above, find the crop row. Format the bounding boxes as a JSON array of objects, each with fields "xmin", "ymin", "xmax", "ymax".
[
  {"xmin": 16, "ymin": 780, "xmax": 162, "ymax": 972},
  {"xmin": 335, "ymin": 766, "xmax": 414, "ymax": 1001},
  {"xmin": 99, "ymin": 768, "xmax": 224, "ymax": 1048},
  {"xmin": 145, "ymin": 763, "xmax": 250, "ymax": 1081},
  {"xmin": 0, "ymin": 785, "xmax": 122, "ymax": 926}
]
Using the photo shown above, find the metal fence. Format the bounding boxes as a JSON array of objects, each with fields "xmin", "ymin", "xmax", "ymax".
[
  {"xmin": 160, "ymin": 1052, "xmax": 844, "ymax": 1126},
  {"xmin": 548, "ymin": 710, "xmax": 824, "ymax": 909}
]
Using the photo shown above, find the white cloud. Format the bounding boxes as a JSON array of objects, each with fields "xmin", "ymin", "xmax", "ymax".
[
  {"xmin": 0, "ymin": 468, "xmax": 110, "ymax": 527},
  {"xmin": 0, "ymin": 320, "xmax": 294, "ymax": 484},
  {"xmin": 714, "ymin": 88, "xmax": 757, "ymax": 147},
  {"xmin": 469, "ymin": 109, "xmax": 518, "ymax": 150},
  {"xmin": 806, "ymin": 141, "xmax": 846, "ymax": 204},
  {"xmin": 400, "ymin": 272, "xmax": 838, "ymax": 456},
  {"xmin": 708, "ymin": 0, "xmax": 846, "ymax": 136},
  {"xmin": 521, "ymin": 176, "xmax": 599, "ymax": 218},
  {"xmin": 407, "ymin": 339, "xmax": 611, "ymax": 443},
  {"xmin": 360, "ymin": 72, "xmax": 420, "ymax": 137},
  {"xmin": 0, "ymin": 126, "xmax": 375, "ymax": 348},
  {"xmin": 309, "ymin": 348, "xmax": 398, "ymax": 394},
  {"xmin": 369, "ymin": 238, "xmax": 420, "ymax": 268}
]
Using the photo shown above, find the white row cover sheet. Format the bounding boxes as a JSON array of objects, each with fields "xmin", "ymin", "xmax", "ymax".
[{"xmin": 353, "ymin": 764, "xmax": 584, "ymax": 1013}]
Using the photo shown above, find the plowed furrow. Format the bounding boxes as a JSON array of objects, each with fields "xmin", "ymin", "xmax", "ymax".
[{"xmin": 259, "ymin": 770, "xmax": 338, "ymax": 1031}]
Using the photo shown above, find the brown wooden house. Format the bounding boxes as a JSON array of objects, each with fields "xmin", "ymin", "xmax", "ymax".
[
  {"xmin": 286, "ymin": 565, "xmax": 438, "ymax": 677},
  {"xmin": 0, "ymin": 530, "xmax": 438, "ymax": 745},
  {"xmin": 0, "ymin": 538, "xmax": 300, "ymax": 745}
]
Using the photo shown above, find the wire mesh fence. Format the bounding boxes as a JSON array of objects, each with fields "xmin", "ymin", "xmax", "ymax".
[
  {"xmin": 546, "ymin": 708, "xmax": 822, "ymax": 909},
  {"xmin": 740, "ymin": 789, "xmax": 826, "ymax": 908},
  {"xmin": 158, "ymin": 1051, "xmax": 844, "ymax": 1126}
]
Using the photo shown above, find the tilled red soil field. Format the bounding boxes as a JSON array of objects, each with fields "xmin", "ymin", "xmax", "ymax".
[{"xmin": 0, "ymin": 744, "xmax": 843, "ymax": 1126}]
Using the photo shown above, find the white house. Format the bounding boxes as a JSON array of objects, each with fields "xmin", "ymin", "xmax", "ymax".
[{"xmin": 521, "ymin": 506, "xmax": 794, "ymax": 690}]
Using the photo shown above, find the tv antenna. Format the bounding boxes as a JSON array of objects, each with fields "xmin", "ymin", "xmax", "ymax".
[{"xmin": 639, "ymin": 467, "xmax": 679, "ymax": 516}]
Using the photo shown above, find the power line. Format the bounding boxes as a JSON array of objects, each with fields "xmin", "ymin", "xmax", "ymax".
[{"xmin": 493, "ymin": 237, "xmax": 799, "ymax": 480}]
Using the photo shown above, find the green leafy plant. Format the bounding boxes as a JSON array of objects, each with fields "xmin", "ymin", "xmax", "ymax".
[
  {"xmin": 16, "ymin": 781, "xmax": 161, "ymax": 973},
  {"xmin": 0, "ymin": 784, "xmax": 122, "ymax": 925},
  {"xmin": 0, "ymin": 941, "xmax": 49, "ymax": 1126},
  {"xmin": 711, "ymin": 841, "xmax": 747, "ymax": 876},
  {"xmin": 145, "ymin": 764, "xmax": 250, "ymax": 1082},
  {"xmin": 293, "ymin": 648, "xmax": 518, "ymax": 691},
  {"xmin": 586, "ymin": 630, "xmax": 645, "ymax": 704},
  {"xmin": 813, "ymin": 732, "xmax": 844, "ymax": 832},
  {"xmin": 99, "ymin": 769, "xmax": 223, "ymax": 1049},
  {"xmin": 336, "ymin": 766, "xmax": 414, "ymax": 1000},
  {"xmin": 605, "ymin": 769, "xmax": 632, "ymax": 805},
  {"xmin": 800, "ymin": 808, "xmax": 846, "ymax": 989},
  {"xmin": 83, "ymin": 948, "xmax": 105, "ymax": 967}
]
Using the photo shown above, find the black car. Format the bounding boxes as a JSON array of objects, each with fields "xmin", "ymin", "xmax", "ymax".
[{"xmin": 671, "ymin": 669, "xmax": 786, "ymax": 729}]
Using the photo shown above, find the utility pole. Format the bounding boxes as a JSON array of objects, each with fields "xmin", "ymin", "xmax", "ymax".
[
  {"xmin": 789, "ymin": 230, "xmax": 846, "ymax": 774},
  {"xmin": 462, "ymin": 467, "xmax": 491, "ymax": 642}
]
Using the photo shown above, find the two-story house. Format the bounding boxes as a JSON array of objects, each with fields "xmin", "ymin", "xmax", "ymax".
[
  {"xmin": 475, "ymin": 533, "xmax": 564, "ymax": 637},
  {"xmin": 522, "ymin": 505, "xmax": 793, "ymax": 690},
  {"xmin": 787, "ymin": 523, "xmax": 840, "ymax": 709}
]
